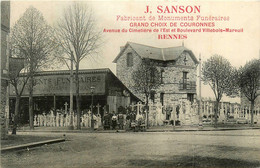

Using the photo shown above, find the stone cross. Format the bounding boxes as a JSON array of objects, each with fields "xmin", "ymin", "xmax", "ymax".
[
  {"xmin": 130, "ymin": 103, "xmax": 135, "ymax": 111},
  {"xmin": 64, "ymin": 102, "xmax": 68, "ymax": 114},
  {"xmin": 137, "ymin": 101, "xmax": 142, "ymax": 114},
  {"xmin": 96, "ymin": 103, "xmax": 101, "ymax": 115}
]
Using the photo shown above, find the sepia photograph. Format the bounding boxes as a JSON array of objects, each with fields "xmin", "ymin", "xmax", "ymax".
[{"xmin": 1, "ymin": 0, "xmax": 260, "ymax": 167}]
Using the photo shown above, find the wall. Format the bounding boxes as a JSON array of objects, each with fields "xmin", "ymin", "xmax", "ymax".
[{"xmin": 1, "ymin": 1, "xmax": 10, "ymax": 139}]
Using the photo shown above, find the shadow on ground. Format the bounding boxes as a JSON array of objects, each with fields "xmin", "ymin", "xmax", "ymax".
[{"xmin": 127, "ymin": 155, "xmax": 260, "ymax": 168}]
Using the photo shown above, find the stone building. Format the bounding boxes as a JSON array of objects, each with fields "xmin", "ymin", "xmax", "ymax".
[
  {"xmin": 113, "ymin": 42, "xmax": 199, "ymax": 106},
  {"xmin": 1, "ymin": 1, "xmax": 10, "ymax": 139}
]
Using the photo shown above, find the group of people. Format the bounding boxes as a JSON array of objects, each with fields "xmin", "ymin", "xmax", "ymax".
[{"xmin": 103, "ymin": 110, "xmax": 146, "ymax": 131}]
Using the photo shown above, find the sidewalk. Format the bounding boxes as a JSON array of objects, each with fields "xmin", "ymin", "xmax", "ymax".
[
  {"xmin": 15, "ymin": 124, "xmax": 260, "ymax": 133},
  {"xmin": 147, "ymin": 125, "xmax": 260, "ymax": 132},
  {"xmin": 1, "ymin": 134, "xmax": 66, "ymax": 153}
]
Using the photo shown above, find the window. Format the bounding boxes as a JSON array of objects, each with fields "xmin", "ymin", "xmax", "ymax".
[
  {"xmin": 187, "ymin": 94, "xmax": 194, "ymax": 103},
  {"xmin": 127, "ymin": 53, "xmax": 133, "ymax": 67},
  {"xmin": 160, "ymin": 92, "xmax": 164, "ymax": 106},
  {"xmin": 161, "ymin": 69, "xmax": 164, "ymax": 84},
  {"xmin": 183, "ymin": 72, "xmax": 188, "ymax": 89},
  {"xmin": 150, "ymin": 91, "xmax": 155, "ymax": 103},
  {"xmin": 150, "ymin": 68, "xmax": 155, "ymax": 83}
]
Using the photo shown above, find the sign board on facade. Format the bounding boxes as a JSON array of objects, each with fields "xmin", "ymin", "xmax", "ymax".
[{"xmin": 10, "ymin": 73, "xmax": 106, "ymax": 96}]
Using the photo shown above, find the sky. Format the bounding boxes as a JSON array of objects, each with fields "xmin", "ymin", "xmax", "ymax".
[{"xmin": 10, "ymin": 0, "xmax": 260, "ymax": 103}]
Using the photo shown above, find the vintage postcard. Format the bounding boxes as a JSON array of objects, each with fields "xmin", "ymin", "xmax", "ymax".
[{"xmin": 1, "ymin": 0, "xmax": 260, "ymax": 167}]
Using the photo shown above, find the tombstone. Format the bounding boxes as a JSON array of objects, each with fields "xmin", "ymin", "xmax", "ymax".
[
  {"xmin": 34, "ymin": 115, "xmax": 37, "ymax": 126},
  {"xmin": 203, "ymin": 101, "xmax": 207, "ymax": 118},
  {"xmin": 43, "ymin": 113, "xmax": 47, "ymax": 127},
  {"xmin": 97, "ymin": 113, "xmax": 102, "ymax": 127},
  {"xmin": 64, "ymin": 102, "xmax": 68, "ymax": 114},
  {"xmin": 38, "ymin": 115, "xmax": 41, "ymax": 126},
  {"xmin": 96, "ymin": 104, "xmax": 101, "ymax": 115},
  {"xmin": 50, "ymin": 111, "xmax": 55, "ymax": 127},
  {"xmin": 179, "ymin": 100, "xmax": 184, "ymax": 123},
  {"xmin": 245, "ymin": 107, "xmax": 248, "ymax": 120},
  {"xmin": 137, "ymin": 101, "xmax": 142, "ymax": 115},
  {"xmin": 96, "ymin": 104, "xmax": 102, "ymax": 126},
  {"xmin": 219, "ymin": 102, "xmax": 225, "ymax": 122},
  {"xmin": 234, "ymin": 104, "xmax": 239, "ymax": 120},
  {"xmin": 87, "ymin": 110, "xmax": 91, "ymax": 127},
  {"xmin": 73, "ymin": 113, "xmax": 77, "ymax": 128},
  {"xmin": 209, "ymin": 103, "xmax": 213, "ymax": 124},
  {"xmin": 257, "ymin": 107, "xmax": 260, "ymax": 123},
  {"xmin": 46, "ymin": 115, "xmax": 49, "ymax": 126},
  {"xmin": 130, "ymin": 102, "xmax": 135, "ymax": 112},
  {"xmin": 148, "ymin": 102, "xmax": 156, "ymax": 126},
  {"xmin": 206, "ymin": 102, "xmax": 209, "ymax": 120},
  {"xmin": 56, "ymin": 113, "xmax": 59, "ymax": 127},
  {"xmin": 156, "ymin": 102, "xmax": 164, "ymax": 126},
  {"xmin": 60, "ymin": 114, "xmax": 64, "ymax": 127},
  {"xmin": 171, "ymin": 102, "xmax": 176, "ymax": 119},
  {"xmin": 82, "ymin": 114, "xmax": 87, "ymax": 127},
  {"xmin": 191, "ymin": 101, "xmax": 198, "ymax": 124},
  {"xmin": 36, "ymin": 115, "xmax": 40, "ymax": 126}
]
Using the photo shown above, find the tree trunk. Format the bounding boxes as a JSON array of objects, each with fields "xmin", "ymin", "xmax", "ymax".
[
  {"xmin": 214, "ymin": 101, "xmax": 219, "ymax": 128},
  {"xmin": 250, "ymin": 101, "xmax": 254, "ymax": 126},
  {"xmin": 29, "ymin": 76, "xmax": 34, "ymax": 129},
  {"xmin": 75, "ymin": 63, "xmax": 81, "ymax": 130},
  {"xmin": 12, "ymin": 95, "xmax": 21, "ymax": 134}
]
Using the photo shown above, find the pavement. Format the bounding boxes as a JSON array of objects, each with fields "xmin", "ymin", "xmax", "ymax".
[{"xmin": 1, "ymin": 130, "xmax": 260, "ymax": 168}]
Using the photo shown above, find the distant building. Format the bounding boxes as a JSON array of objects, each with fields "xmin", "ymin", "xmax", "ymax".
[
  {"xmin": 113, "ymin": 42, "xmax": 199, "ymax": 106},
  {"xmin": 1, "ymin": 1, "xmax": 10, "ymax": 139},
  {"xmin": 9, "ymin": 69, "xmax": 140, "ymax": 123}
]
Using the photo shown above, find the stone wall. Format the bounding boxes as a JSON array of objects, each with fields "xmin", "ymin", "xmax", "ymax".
[
  {"xmin": 1, "ymin": 80, "xmax": 8, "ymax": 139},
  {"xmin": 1, "ymin": 1, "xmax": 10, "ymax": 139}
]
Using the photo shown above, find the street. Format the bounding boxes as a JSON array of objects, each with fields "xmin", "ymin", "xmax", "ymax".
[{"xmin": 1, "ymin": 130, "xmax": 260, "ymax": 168}]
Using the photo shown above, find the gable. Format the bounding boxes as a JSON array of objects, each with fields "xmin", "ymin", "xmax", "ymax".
[
  {"xmin": 175, "ymin": 51, "xmax": 197, "ymax": 67},
  {"xmin": 113, "ymin": 42, "xmax": 199, "ymax": 65}
]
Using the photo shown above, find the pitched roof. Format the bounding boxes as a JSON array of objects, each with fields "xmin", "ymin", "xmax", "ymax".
[{"xmin": 113, "ymin": 42, "xmax": 199, "ymax": 64}]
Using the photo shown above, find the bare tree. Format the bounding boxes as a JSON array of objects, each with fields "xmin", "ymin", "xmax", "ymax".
[
  {"xmin": 8, "ymin": 58, "xmax": 25, "ymax": 134},
  {"xmin": 202, "ymin": 55, "xmax": 237, "ymax": 127},
  {"xmin": 132, "ymin": 59, "xmax": 161, "ymax": 128},
  {"xmin": 237, "ymin": 59, "xmax": 260, "ymax": 126},
  {"xmin": 10, "ymin": 6, "xmax": 57, "ymax": 129},
  {"xmin": 55, "ymin": 2, "xmax": 102, "ymax": 129}
]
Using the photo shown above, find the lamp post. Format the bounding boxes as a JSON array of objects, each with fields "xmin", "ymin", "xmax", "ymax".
[{"xmin": 90, "ymin": 86, "xmax": 95, "ymax": 129}]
